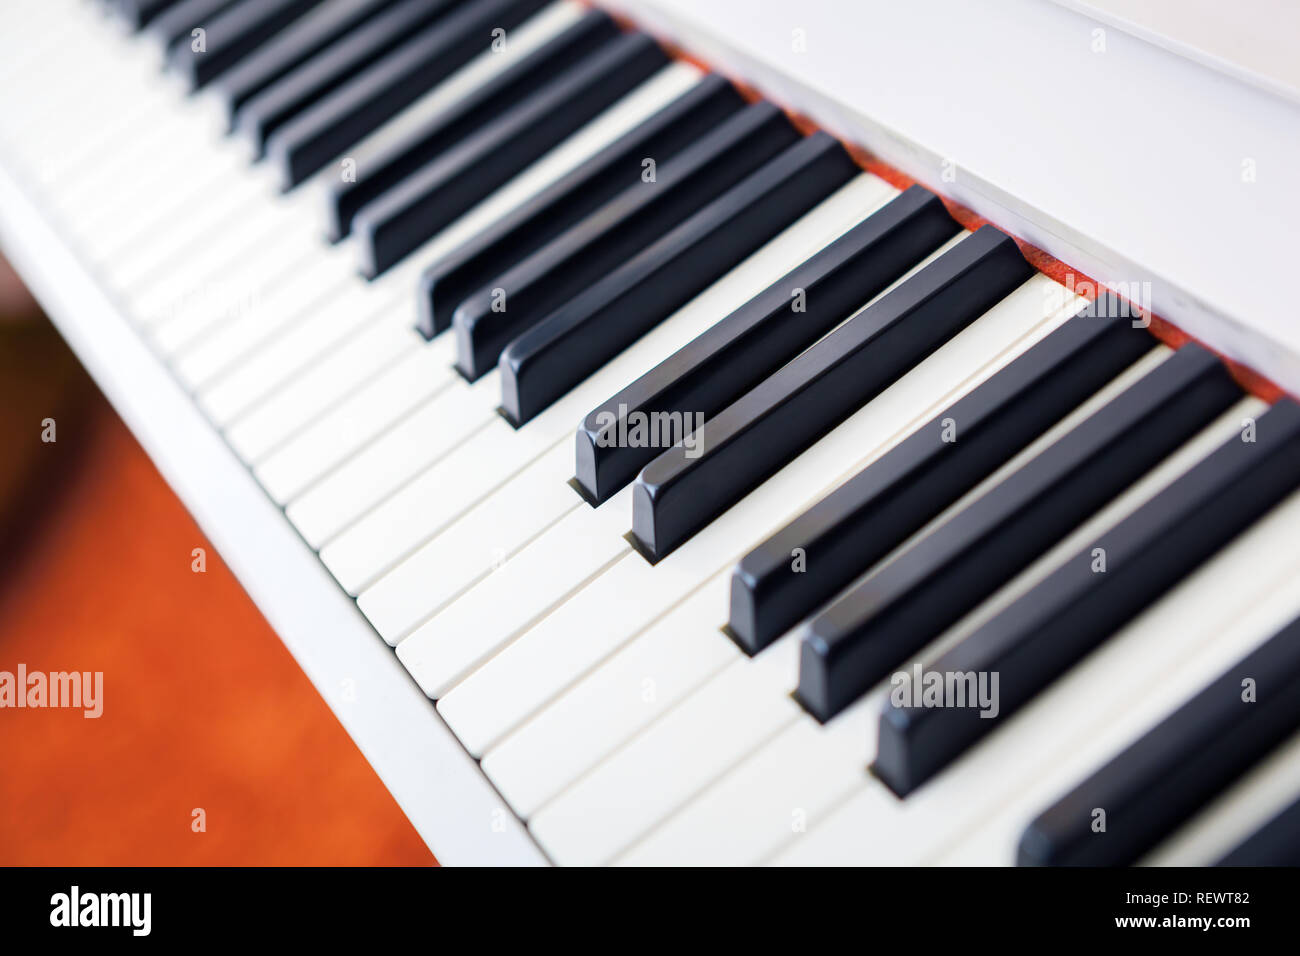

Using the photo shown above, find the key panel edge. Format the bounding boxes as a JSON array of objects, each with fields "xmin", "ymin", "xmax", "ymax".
[{"xmin": 0, "ymin": 157, "xmax": 547, "ymax": 868}]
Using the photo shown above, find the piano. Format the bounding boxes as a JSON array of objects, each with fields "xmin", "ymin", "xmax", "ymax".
[{"xmin": 1, "ymin": 0, "xmax": 1298, "ymax": 867}]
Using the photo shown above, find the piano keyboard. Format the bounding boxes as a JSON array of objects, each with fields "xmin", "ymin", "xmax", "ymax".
[{"xmin": 2, "ymin": 0, "xmax": 1299, "ymax": 867}]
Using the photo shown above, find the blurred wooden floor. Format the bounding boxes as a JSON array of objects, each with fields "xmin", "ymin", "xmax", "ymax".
[{"xmin": 0, "ymin": 315, "xmax": 436, "ymax": 866}]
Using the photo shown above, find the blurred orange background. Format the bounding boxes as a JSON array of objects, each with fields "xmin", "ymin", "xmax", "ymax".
[{"xmin": 0, "ymin": 257, "xmax": 436, "ymax": 865}]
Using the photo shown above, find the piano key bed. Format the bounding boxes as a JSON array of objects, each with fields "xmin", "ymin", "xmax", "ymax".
[{"xmin": 1, "ymin": 0, "xmax": 1297, "ymax": 866}]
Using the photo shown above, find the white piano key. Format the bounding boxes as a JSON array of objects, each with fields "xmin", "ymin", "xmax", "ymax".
[
  {"xmin": 34, "ymin": 48, "xmax": 169, "ymax": 141},
  {"xmin": 53, "ymin": 114, "xmax": 204, "ymax": 241},
  {"xmin": 224, "ymin": 323, "xmax": 447, "ymax": 466},
  {"xmin": 56, "ymin": 101, "xmax": 216, "ymax": 205},
  {"xmin": 479, "ymin": 575, "xmax": 742, "ymax": 819},
  {"xmin": 77, "ymin": 135, "xmax": 256, "ymax": 261},
  {"xmin": 26, "ymin": 92, "xmax": 165, "ymax": 169},
  {"xmin": 131, "ymin": 213, "xmax": 321, "ymax": 336},
  {"xmin": 527, "ymin": 640, "xmax": 804, "ymax": 865},
  {"xmin": 0, "ymin": 83, "xmax": 82, "ymax": 147},
  {"xmin": 615, "ymin": 696, "xmax": 876, "ymax": 865},
  {"xmin": 149, "ymin": 239, "xmax": 326, "ymax": 355},
  {"xmin": 330, "ymin": 416, "xmax": 562, "ymax": 595},
  {"xmin": 5, "ymin": 28, "xmax": 111, "ymax": 102},
  {"xmin": 437, "ymin": 275, "xmax": 1079, "ymax": 759},
  {"xmin": 45, "ymin": 138, "xmax": 203, "ymax": 247},
  {"xmin": 52, "ymin": 82, "xmax": 166, "ymax": 156},
  {"xmin": 33, "ymin": 39, "xmax": 246, "ymax": 245},
  {"xmin": 196, "ymin": 278, "xmax": 403, "ymax": 426},
  {"xmin": 9, "ymin": 34, "xmax": 159, "ymax": 173},
  {"xmin": 112, "ymin": 182, "xmax": 286, "ymax": 306},
  {"xmin": 328, "ymin": 173, "xmax": 899, "ymax": 607},
  {"xmin": 395, "ymin": 487, "xmax": 633, "ymax": 699},
  {"xmin": 36, "ymin": 86, "xmax": 172, "ymax": 186},
  {"xmin": 0, "ymin": 6, "xmax": 64, "ymax": 82},
  {"xmin": 169, "ymin": 249, "xmax": 356, "ymax": 389},
  {"xmin": 17, "ymin": 14, "xmax": 148, "ymax": 103},
  {"xmin": 761, "ymin": 778, "xmax": 889, "ymax": 865},
  {"xmin": 199, "ymin": 286, "xmax": 425, "ymax": 446},
  {"xmin": 355, "ymin": 443, "xmax": 581, "ymax": 636},
  {"xmin": 439, "ymin": 552, "xmax": 698, "ymax": 758},
  {"xmin": 285, "ymin": 376, "xmax": 502, "ymax": 547},
  {"xmin": 110, "ymin": 163, "xmax": 284, "ymax": 274},
  {"xmin": 44, "ymin": 42, "xmax": 195, "ymax": 142},
  {"xmin": 56, "ymin": 110, "xmax": 236, "ymax": 235},
  {"xmin": 254, "ymin": 343, "xmax": 459, "ymax": 504}
]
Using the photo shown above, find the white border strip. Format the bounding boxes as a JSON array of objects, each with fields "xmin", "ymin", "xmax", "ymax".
[{"xmin": 0, "ymin": 158, "xmax": 547, "ymax": 868}]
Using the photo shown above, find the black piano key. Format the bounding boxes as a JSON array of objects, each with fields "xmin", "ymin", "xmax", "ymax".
[
  {"xmin": 499, "ymin": 133, "xmax": 858, "ymax": 425},
  {"xmin": 631, "ymin": 226, "xmax": 1031, "ymax": 564},
  {"xmin": 234, "ymin": 0, "xmax": 462, "ymax": 157},
  {"xmin": 148, "ymin": 0, "xmax": 242, "ymax": 50},
  {"xmin": 1218, "ymin": 793, "xmax": 1300, "ymax": 866},
  {"xmin": 797, "ymin": 342, "xmax": 1242, "ymax": 722},
  {"xmin": 451, "ymin": 101, "xmax": 798, "ymax": 381},
  {"xmin": 265, "ymin": 0, "xmax": 550, "ymax": 190},
  {"xmin": 1018, "ymin": 598, "xmax": 1300, "ymax": 866},
  {"xmin": 575, "ymin": 186, "xmax": 959, "ymax": 507},
  {"xmin": 876, "ymin": 399, "xmax": 1300, "ymax": 798},
  {"xmin": 113, "ymin": 0, "xmax": 184, "ymax": 30},
  {"xmin": 325, "ymin": 9, "xmax": 619, "ymax": 242},
  {"xmin": 166, "ymin": 0, "xmax": 321, "ymax": 90},
  {"xmin": 211, "ymin": 0, "xmax": 402, "ymax": 127},
  {"xmin": 352, "ymin": 31, "xmax": 666, "ymax": 277},
  {"xmin": 728, "ymin": 294, "xmax": 1155, "ymax": 653},
  {"xmin": 415, "ymin": 74, "xmax": 744, "ymax": 338}
]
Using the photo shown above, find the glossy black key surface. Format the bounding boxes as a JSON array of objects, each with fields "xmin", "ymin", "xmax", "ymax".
[
  {"xmin": 631, "ymin": 227, "xmax": 1031, "ymax": 565},
  {"xmin": 267, "ymin": 0, "xmax": 549, "ymax": 189},
  {"xmin": 1018, "ymin": 599, "xmax": 1300, "ymax": 866},
  {"xmin": 211, "ymin": 0, "xmax": 402, "ymax": 126},
  {"xmin": 876, "ymin": 399, "xmax": 1300, "ymax": 798},
  {"xmin": 415, "ymin": 75, "xmax": 744, "ymax": 338},
  {"xmin": 235, "ymin": 0, "xmax": 462, "ymax": 156},
  {"xmin": 325, "ymin": 9, "xmax": 619, "ymax": 241},
  {"xmin": 576, "ymin": 186, "xmax": 958, "ymax": 507},
  {"xmin": 451, "ymin": 102, "xmax": 798, "ymax": 381},
  {"xmin": 796, "ymin": 342, "xmax": 1242, "ymax": 722},
  {"xmin": 166, "ymin": 0, "xmax": 320, "ymax": 90},
  {"xmin": 498, "ymin": 134, "xmax": 858, "ymax": 425},
  {"xmin": 1219, "ymin": 793, "xmax": 1300, "ymax": 866},
  {"xmin": 148, "ymin": 0, "xmax": 242, "ymax": 49},
  {"xmin": 728, "ymin": 294, "xmax": 1154, "ymax": 653},
  {"xmin": 352, "ymin": 30, "xmax": 665, "ymax": 277}
]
